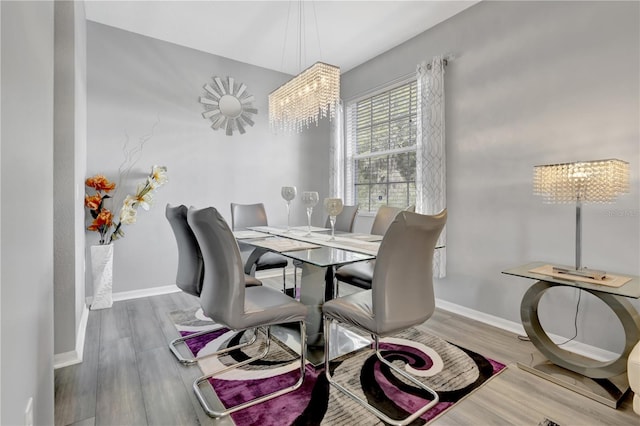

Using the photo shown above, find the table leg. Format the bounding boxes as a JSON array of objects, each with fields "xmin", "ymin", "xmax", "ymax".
[
  {"xmin": 270, "ymin": 262, "xmax": 370, "ymax": 367},
  {"xmin": 299, "ymin": 262, "xmax": 327, "ymax": 347}
]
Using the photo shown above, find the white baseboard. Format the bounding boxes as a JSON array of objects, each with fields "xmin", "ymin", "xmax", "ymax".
[
  {"xmin": 54, "ymin": 350, "xmax": 80, "ymax": 370},
  {"xmin": 85, "ymin": 284, "xmax": 181, "ymax": 306},
  {"xmin": 54, "ymin": 304, "xmax": 89, "ymax": 369},
  {"xmin": 111, "ymin": 284, "xmax": 181, "ymax": 302},
  {"xmin": 435, "ymin": 298, "xmax": 619, "ymax": 362}
]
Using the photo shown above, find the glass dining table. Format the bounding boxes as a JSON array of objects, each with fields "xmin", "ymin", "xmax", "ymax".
[{"xmin": 235, "ymin": 226, "xmax": 380, "ymax": 366}]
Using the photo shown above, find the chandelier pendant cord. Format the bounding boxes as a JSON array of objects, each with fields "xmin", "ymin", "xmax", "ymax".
[
  {"xmin": 280, "ymin": 1, "xmax": 293, "ymax": 74},
  {"xmin": 311, "ymin": 0, "xmax": 322, "ymax": 61},
  {"xmin": 280, "ymin": 1, "xmax": 324, "ymax": 75},
  {"xmin": 297, "ymin": 1, "xmax": 303, "ymax": 72}
]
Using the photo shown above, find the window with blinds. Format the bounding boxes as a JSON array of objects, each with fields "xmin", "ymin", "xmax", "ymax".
[{"xmin": 345, "ymin": 80, "xmax": 417, "ymax": 213}]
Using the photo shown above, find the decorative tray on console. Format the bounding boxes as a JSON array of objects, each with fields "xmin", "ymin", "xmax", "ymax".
[{"xmin": 528, "ymin": 264, "xmax": 632, "ymax": 288}]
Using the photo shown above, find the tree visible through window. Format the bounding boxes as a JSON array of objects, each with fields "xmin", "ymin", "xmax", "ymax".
[{"xmin": 346, "ymin": 80, "xmax": 417, "ymax": 213}]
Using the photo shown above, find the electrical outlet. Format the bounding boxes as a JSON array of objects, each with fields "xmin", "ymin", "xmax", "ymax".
[{"xmin": 24, "ymin": 397, "xmax": 33, "ymax": 426}]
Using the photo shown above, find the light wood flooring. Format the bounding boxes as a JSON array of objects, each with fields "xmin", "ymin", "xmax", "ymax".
[{"xmin": 54, "ymin": 276, "xmax": 639, "ymax": 426}]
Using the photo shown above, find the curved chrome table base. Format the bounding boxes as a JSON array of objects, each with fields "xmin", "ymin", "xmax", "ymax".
[
  {"xmin": 520, "ymin": 280, "xmax": 640, "ymax": 407},
  {"xmin": 522, "ymin": 280, "xmax": 640, "ymax": 378}
]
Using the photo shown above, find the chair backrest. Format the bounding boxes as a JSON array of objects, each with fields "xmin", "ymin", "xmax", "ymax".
[
  {"xmin": 165, "ymin": 204, "xmax": 204, "ymax": 297},
  {"xmin": 370, "ymin": 205, "xmax": 416, "ymax": 235},
  {"xmin": 370, "ymin": 205, "xmax": 404, "ymax": 235},
  {"xmin": 187, "ymin": 206, "xmax": 246, "ymax": 328},
  {"xmin": 230, "ymin": 202, "xmax": 268, "ymax": 231},
  {"xmin": 324, "ymin": 204, "xmax": 359, "ymax": 232},
  {"xmin": 371, "ymin": 209, "xmax": 447, "ymax": 335}
]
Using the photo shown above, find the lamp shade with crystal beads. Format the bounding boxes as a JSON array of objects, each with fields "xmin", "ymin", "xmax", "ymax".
[
  {"xmin": 268, "ymin": 62, "xmax": 340, "ymax": 133},
  {"xmin": 533, "ymin": 159, "xmax": 629, "ymax": 204}
]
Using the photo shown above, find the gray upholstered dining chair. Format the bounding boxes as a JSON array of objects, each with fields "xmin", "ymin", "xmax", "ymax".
[
  {"xmin": 187, "ymin": 206, "xmax": 308, "ymax": 418},
  {"xmin": 231, "ymin": 202, "xmax": 290, "ymax": 293},
  {"xmin": 165, "ymin": 204, "xmax": 261, "ymax": 365},
  {"xmin": 333, "ymin": 204, "xmax": 414, "ymax": 293},
  {"xmin": 323, "ymin": 209, "xmax": 447, "ymax": 426},
  {"xmin": 324, "ymin": 204, "xmax": 359, "ymax": 232}
]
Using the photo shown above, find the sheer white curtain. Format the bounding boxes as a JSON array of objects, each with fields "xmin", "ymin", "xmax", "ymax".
[
  {"xmin": 329, "ymin": 100, "xmax": 344, "ymax": 199},
  {"xmin": 416, "ymin": 56, "xmax": 447, "ymax": 278}
]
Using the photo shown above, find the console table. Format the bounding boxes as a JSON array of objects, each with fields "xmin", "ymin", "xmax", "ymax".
[{"xmin": 502, "ymin": 261, "xmax": 640, "ymax": 408}]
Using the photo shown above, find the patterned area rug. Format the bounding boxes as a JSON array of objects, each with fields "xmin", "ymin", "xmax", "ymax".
[{"xmin": 170, "ymin": 307, "xmax": 506, "ymax": 425}]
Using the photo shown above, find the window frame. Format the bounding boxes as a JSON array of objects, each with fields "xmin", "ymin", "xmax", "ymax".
[{"xmin": 344, "ymin": 77, "xmax": 418, "ymax": 214}]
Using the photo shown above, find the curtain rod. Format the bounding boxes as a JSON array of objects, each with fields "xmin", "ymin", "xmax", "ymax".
[
  {"xmin": 426, "ymin": 58, "xmax": 449, "ymax": 70},
  {"xmin": 345, "ymin": 54, "xmax": 454, "ymax": 102},
  {"xmin": 425, "ymin": 53, "xmax": 455, "ymax": 69}
]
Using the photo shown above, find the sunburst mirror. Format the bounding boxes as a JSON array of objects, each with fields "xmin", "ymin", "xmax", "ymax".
[{"xmin": 199, "ymin": 76, "xmax": 257, "ymax": 136}]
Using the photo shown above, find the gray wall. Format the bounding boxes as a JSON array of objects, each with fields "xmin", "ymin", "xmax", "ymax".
[
  {"xmin": 343, "ymin": 0, "xmax": 639, "ymax": 352},
  {"xmin": 1, "ymin": 1, "xmax": 55, "ymax": 424},
  {"xmin": 54, "ymin": 0, "xmax": 87, "ymax": 357},
  {"xmin": 86, "ymin": 22, "xmax": 330, "ymax": 296}
]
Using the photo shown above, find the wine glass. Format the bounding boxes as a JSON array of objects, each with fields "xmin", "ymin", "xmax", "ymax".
[
  {"xmin": 324, "ymin": 198, "xmax": 344, "ymax": 240},
  {"xmin": 301, "ymin": 191, "xmax": 319, "ymax": 236},
  {"xmin": 281, "ymin": 186, "xmax": 297, "ymax": 231}
]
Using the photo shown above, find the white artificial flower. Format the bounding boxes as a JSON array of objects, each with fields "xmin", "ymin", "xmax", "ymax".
[
  {"xmin": 134, "ymin": 184, "xmax": 154, "ymax": 210},
  {"xmin": 150, "ymin": 165, "xmax": 168, "ymax": 187},
  {"xmin": 147, "ymin": 176, "xmax": 159, "ymax": 190},
  {"xmin": 122, "ymin": 195, "xmax": 136, "ymax": 208},
  {"xmin": 119, "ymin": 203, "xmax": 137, "ymax": 225}
]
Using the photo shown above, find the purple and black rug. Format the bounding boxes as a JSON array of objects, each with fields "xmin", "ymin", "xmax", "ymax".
[{"xmin": 170, "ymin": 307, "xmax": 506, "ymax": 426}]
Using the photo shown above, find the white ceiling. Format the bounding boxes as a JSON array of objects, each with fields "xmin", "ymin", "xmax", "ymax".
[{"xmin": 85, "ymin": 0, "xmax": 479, "ymax": 75}]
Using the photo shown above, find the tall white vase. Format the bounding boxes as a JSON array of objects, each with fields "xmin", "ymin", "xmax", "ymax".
[{"xmin": 90, "ymin": 244, "xmax": 114, "ymax": 310}]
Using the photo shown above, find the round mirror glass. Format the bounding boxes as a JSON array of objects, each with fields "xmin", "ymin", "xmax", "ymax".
[
  {"xmin": 199, "ymin": 76, "xmax": 257, "ymax": 136},
  {"xmin": 219, "ymin": 95, "xmax": 242, "ymax": 118}
]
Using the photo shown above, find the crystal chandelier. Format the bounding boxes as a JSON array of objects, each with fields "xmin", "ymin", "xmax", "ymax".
[
  {"xmin": 268, "ymin": 0, "xmax": 340, "ymax": 133},
  {"xmin": 269, "ymin": 62, "xmax": 340, "ymax": 133}
]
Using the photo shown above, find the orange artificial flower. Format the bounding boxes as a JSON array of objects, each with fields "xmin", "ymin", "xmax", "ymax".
[
  {"xmin": 84, "ymin": 194, "xmax": 102, "ymax": 211},
  {"xmin": 87, "ymin": 209, "xmax": 113, "ymax": 231},
  {"xmin": 84, "ymin": 166, "xmax": 167, "ymax": 244},
  {"xmin": 85, "ymin": 175, "xmax": 116, "ymax": 192}
]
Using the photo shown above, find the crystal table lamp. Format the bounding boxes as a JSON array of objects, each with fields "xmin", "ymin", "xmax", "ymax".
[{"xmin": 533, "ymin": 159, "xmax": 629, "ymax": 279}]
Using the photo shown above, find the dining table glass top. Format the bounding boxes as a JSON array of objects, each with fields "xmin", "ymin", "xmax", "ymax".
[
  {"xmin": 234, "ymin": 225, "xmax": 376, "ymax": 267},
  {"xmin": 242, "ymin": 225, "xmax": 382, "ymax": 256},
  {"xmin": 278, "ymin": 246, "xmax": 374, "ymax": 268}
]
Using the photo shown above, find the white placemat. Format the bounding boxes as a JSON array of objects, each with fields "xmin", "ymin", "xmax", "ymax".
[
  {"xmin": 248, "ymin": 238, "xmax": 322, "ymax": 252},
  {"xmin": 233, "ymin": 230, "xmax": 270, "ymax": 239}
]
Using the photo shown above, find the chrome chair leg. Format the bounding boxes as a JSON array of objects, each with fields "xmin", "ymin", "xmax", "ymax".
[
  {"xmin": 324, "ymin": 316, "xmax": 439, "ymax": 426},
  {"xmin": 290, "ymin": 262, "xmax": 302, "ymax": 299},
  {"xmin": 282, "ymin": 267, "xmax": 288, "ymax": 294},
  {"xmin": 170, "ymin": 326, "xmax": 257, "ymax": 365},
  {"xmin": 193, "ymin": 321, "xmax": 307, "ymax": 418}
]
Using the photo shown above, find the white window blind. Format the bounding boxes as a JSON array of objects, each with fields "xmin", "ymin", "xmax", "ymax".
[{"xmin": 345, "ymin": 80, "xmax": 418, "ymax": 213}]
